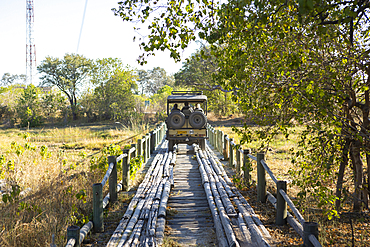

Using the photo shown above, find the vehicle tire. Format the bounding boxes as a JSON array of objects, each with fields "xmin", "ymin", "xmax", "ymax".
[
  {"xmin": 167, "ymin": 111, "xmax": 185, "ymax": 128},
  {"xmin": 168, "ymin": 140, "xmax": 174, "ymax": 151},
  {"xmin": 199, "ymin": 139, "xmax": 206, "ymax": 151},
  {"xmin": 189, "ymin": 111, "xmax": 207, "ymax": 129}
]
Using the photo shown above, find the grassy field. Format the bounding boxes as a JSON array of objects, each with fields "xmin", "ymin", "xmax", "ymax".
[
  {"xmin": 0, "ymin": 123, "xmax": 143, "ymax": 246},
  {"xmin": 216, "ymin": 125, "xmax": 370, "ymax": 246}
]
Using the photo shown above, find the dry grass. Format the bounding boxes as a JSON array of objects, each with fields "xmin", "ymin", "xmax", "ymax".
[{"xmin": 0, "ymin": 124, "xmax": 142, "ymax": 246}]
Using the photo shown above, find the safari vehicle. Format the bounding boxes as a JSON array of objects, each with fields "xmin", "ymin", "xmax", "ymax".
[{"xmin": 165, "ymin": 91, "xmax": 208, "ymax": 151}]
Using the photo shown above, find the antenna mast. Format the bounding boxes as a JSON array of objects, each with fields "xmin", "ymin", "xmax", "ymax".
[{"xmin": 26, "ymin": 0, "xmax": 36, "ymax": 84}]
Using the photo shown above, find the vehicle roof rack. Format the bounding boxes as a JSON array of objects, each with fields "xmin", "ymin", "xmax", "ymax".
[{"xmin": 171, "ymin": 91, "xmax": 203, "ymax": 95}]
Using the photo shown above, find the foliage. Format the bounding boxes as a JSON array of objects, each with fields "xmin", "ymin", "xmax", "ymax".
[
  {"xmin": 0, "ymin": 85, "xmax": 24, "ymax": 125},
  {"xmin": 40, "ymin": 89, "xmax": 67, "ymax": 123},
  {"xmin": 16, "ymin": 85, "xmax": 43, "ymax": 128},
  {"xmin": 130, "ymin": 155, "xmax": 143, "ymax": 180},
  {"xmin": 82, "ymin": 58, "xmax": 138, "ymax": 124},
  {"xmin": 0, "ymin": 73, "xmax": 26, "ymax": 86},
  {"xmin": 38, "ymin": 53, "xmax": 93, "ymax": 120},
  {"xmin": 113, "ymin": 0, "xmax": 370, "ymax": 215},
  {"xmin": 174, "ymin": 47, "xmax": 238, "ymax": 115},
  {"xmin": 89, "ymin": 144, "xmax": 123, "ymax": 172},
  {"xmin": 137, "ymin": 67, "xmax": 174, "ymax": 95}
]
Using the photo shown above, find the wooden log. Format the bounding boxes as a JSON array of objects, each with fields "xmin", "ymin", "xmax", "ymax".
[
  {"xmin": 67, "ymin": 225, "xmax": 80, "ymax": 247},
  {"xmin": 243, "ymin": 149, "xmax": 251, "ymax": 184},
  {"xmin": 79, "ymin": 221, "xmax": 93, "ymax": 244},
  {"xmin": 163, "ymin": 152, "xmax": 172, "ymax": 177},
  {"xmin": 233, "ymin": 197, "xmax": 270, "ymax": 247},
  {"xmin": 117, "ymin": 199, "xmax": 145, "ymax": 246},
  {"xmin": 158, "ymin": 179, "xmax": 171, "ymax": 218},
  {"xmin": 108, "ymin": 155, "xmax": 118, "ymax": 204},
  {"xmin": 197, "ymin": 155, "xmax": 209, "ymax": 184},
  {"xmin": 170, "ymin": 152, "xmax": 177, "ymax": 166},
  {"xmin": 266, "ymin": 191, "xmax": 303, "ymax": 237},
  {"xmin": 209, "ymin": 179, "xmax": 239, "ymax": 247},
  {"xmin": 303, "ymin": 222, "xmax": 320, "ymax": 247},
  {"xmin": 207, "ymin": 153, "xmax": 222, "ymax": 175},
  {"xmin": 169, "ymin": 165, "xmax": 174, "ymax": 188},
  {"xmin": 276, "ymin": 181, "xmax": 287, "ymax": 225},
  {"xmin": 237, "ymin": 213, "xmax": 253, "ymax": 245},
  {"xmin": 155, "ymin": 217, "xmax": 166, "ymax": 246},
  {"xmin": 101, "ymin": 161, "xmax": 115, "ymax": 187},
  {"xmin": 93, "ymin": 183, "xmax": 104, "ymax": 233},
  {"xmin": 216, "ymin": 181, "xmax": 236, "ymax": 215},
  {"xmin": 122, "ymin": 219, "xmax": 144, "ymax": 247},
  {"xmin": 260, "ymin": 159, "xmax": 278, "ymax": 184},
  {"xmin": 122, "ymin": 149, "xmax": 130, "ymax": 191},
  {"xmin": 279, "ymin": 188, "xmax": 305, "ymax": 225},
  {"xmin": 229, "ymin": 138, "xmax": 235, "ymax": 167},
  {"xmin": 107, "ymin": 217, "xmax": 130, "ymax": 246},
  {"xmin": 234, "ymin": 190, "xmax": 271, "ymax": 238},
  {"xmin": 149, "ymin": 201, "xmax": 159, "ymax": 236},
  {"xmin": 203, "ymin": 182, "xmax": 229, "ymax": 247},
  {"xmin": 108, "ymin": 143, "xmax": 166, "ymax": 247},
  {"xmin": 257, "ymin": 153, "xmax": 267, "ymax": 203},
  {"xmin": 236, "ymin": 149, "xmax": 242, "ymax": 175},
  {"xmin": 218, "ymin": 176, "xmax": 235, "ymax": 197},
  {"xmin": 198, "ymin": 147, "xmax": 240, "ymax": 246}
]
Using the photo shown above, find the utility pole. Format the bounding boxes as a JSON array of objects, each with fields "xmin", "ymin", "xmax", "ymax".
[{"xmin": 26, "ymin": 0, "xmax": 36, "ymax": 85}]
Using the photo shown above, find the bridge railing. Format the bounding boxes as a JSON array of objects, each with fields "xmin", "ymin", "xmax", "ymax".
[
  {"xmin": 207, "ymin": 123, "xmax": 321, "ymax": 247},
  {"xmin": 65, "ymin": 122, "xmax": 166, "ymax": 247}
]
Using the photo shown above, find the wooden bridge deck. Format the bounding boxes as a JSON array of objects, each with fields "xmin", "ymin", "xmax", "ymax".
[
  {"xmin": 97, "ymin": 141, "xmax": 274, "ymax": 247},
  {"xmin": 166, "ymin": 144, "xmax": 217, "ymax": 246}
]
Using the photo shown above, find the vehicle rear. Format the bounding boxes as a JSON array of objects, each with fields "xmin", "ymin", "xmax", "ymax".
[{"xmin": 165, "ymin": 91, "xmax": 208, "ymax": 150}]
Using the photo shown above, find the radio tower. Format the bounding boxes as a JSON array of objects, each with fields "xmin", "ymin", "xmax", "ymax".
[{"xmin": 26, "ymin": 0, "xmax": 36, "ymax": 85}]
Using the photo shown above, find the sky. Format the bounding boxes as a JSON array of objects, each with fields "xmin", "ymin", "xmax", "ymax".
[{"xmin": 0, "ymin": 0, "xmax": 198, "ymax": 85}]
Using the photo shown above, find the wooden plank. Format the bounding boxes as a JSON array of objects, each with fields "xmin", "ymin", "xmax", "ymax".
[{"xmin": 166, "ymin": 144, "xmax": 217, "ymax": 247}]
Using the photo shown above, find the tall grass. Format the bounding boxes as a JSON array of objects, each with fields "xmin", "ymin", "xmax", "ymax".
[{"xmin": 0, "ymin": 124, "xmax": 142, "ymax": 246}]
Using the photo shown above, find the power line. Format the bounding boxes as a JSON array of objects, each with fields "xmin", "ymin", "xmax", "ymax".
[
  {"xmin": 76, "ymin": 0, "xmax": 88, "ymax": 54},
  {"xmin": 26, "ymin": 0, "xmax": 36, "ymax": 84}
]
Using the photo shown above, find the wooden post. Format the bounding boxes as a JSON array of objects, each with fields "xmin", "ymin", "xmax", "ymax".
[
  {"xmin": 276, "ymin": 180, "xmax": 287, "ymax": 225},
  {"xmin": 303, "ymin": 222, "xmax": 319, "ymax": 247},
  {"xmin": 224, "ymin": 135, "xmax": 229, "ymax": 160},
  {"xmin": 131, "ymin": 144, "xmax": 137, "ymax": 159},
  {"xmin": 154, "ymin": 128, "xmax": 158, "ymax": 147},
  {"xmin": 146, "ymin": 134, "xmax": 150, "ymax": 161},
  {"xmin": 209, "ymin": 127, "xmax": 213, "ymax": 146},
  {"xmin": 243, "ymin": 149, "xmax": 251, "ymax": 184},
  {"xmin": 220, "ymin": 131, "xmax": 224, "ymax": 155},
  {"xmin": 236, "ymin": 148, "xmax": 241, "ymax": 175},
  {"xmin": 137, "ymin": 139, "xmax": 143, "ymax": 157},
  {"xmin": 229, "ymin": 138, "xmax": 234, "ymax": 167},
  {"xmin": 122, "ymin": 149, "xmax": 130, "ymax": 191},
  {"xmin": 67, "ymin": 225, "xmax": 80, "ymax": 247},
  {"xmin": 257, "ymin": 153, "xmax": 266, "ymax": 203},
  {"xmin": 217, "ymin": 130, "xmax": 221, "ymax": 152},
  {"xmin": 93, "ymin": 183, "xmax": 103, "ymax": 232},
  {"xmin": 150, "ymin": 131, "xmax": 155, "ymax": 154},
  {"xmin": 108, "ymin": 156, "xmax": 117, "ymax": 204}
]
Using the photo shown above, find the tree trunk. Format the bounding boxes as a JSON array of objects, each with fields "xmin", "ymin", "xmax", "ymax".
[
  {"xmin": 336, "ymin": 137, "xmax": 350, "ymax": 210},
  {"xmin": 350, "ymin": 140, "xmax": 364, "ymax": 212}
]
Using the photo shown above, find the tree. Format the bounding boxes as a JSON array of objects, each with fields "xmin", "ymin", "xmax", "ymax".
[
  {"xmin": 37, "ymin": 53, "xmax": 93, "ymax": 120},
  {"xmin": 174, "ymin": 47, "xmax": 238, "ymax": 115},
  {"xmin": 113, "ymin": 0, "xmax": 370, "ymax": 215},
  {"xmin": 41, "ymin": 90, "xmax": 67, "ymax": 123},
  {"xmin": 16, "ymin": 85, "xmax": 43, "ymax": 127},
  {"xmin": 137, "ymin": 67, "xmax": 174, "ymax": 95},
  {"xmin": 1, "ymin": 73, "xmax": 26, "ymax": 86},
  {"xmin": 82, "ymin": 58, "xmax": 138, "ymax": 123}
]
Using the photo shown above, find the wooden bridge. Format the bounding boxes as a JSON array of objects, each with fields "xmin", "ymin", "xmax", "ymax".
[{"xmin": 65, "ymin": 124, "xmax": 321, "ymax": 247}]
